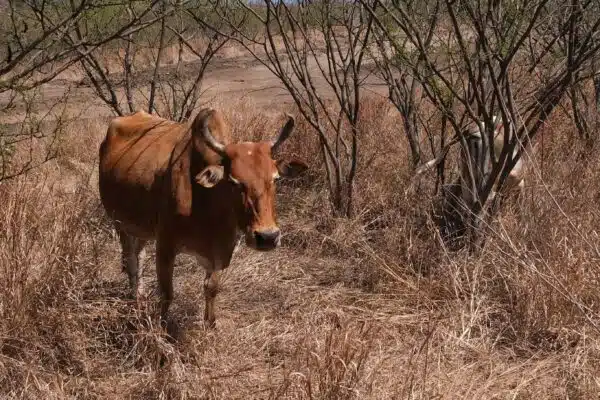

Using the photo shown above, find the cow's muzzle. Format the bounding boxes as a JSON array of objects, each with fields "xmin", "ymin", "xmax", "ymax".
[{"xmin": 248, "ymin": 228, "xmax": 281, "ymax": 251}]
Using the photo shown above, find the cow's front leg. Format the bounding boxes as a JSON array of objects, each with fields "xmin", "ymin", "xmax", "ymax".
[{"xmin": 204, "ymin": 269, "xmax": 220, "ymax": 328}]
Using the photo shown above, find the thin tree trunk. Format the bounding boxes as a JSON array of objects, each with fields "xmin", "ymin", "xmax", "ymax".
[
  {"xmin": 123, "ymin": 36, "xmax": 135, "ymax": 113},
  {"xmin": 570, "ymin": 84, "xmax": 590, "ymax": 141},
  {"xmin": 403, "ymin": 109, "xmax": 421, "ymax": 168},
  {"xmin": 148, "ymin": 1, "xmax": 167, "ymax": 114},
  {"xmin": 594, "ymin": 75, "xmax": 600, "ymax": 112}
]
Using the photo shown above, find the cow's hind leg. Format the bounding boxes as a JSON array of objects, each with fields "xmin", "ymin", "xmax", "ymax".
[
  {"xmin": 117, "ymin": 228, "xmax": 148, "ymax": 299},
  {"xmin": 156, "ymin": 238, "xmax": 176, "ymax": 319},
  {"xmin": 204, "ymin": 270, "xmax": 220, "ymax": 328}
]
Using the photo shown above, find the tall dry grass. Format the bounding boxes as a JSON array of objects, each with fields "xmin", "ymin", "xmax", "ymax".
[{"xmin": 1, "ymin": 96, "xmax": 599, "ymax": 399}]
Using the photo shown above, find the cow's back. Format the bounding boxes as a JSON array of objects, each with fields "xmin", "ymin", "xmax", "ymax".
[{"xmin": 99, "ymin": 111, "xmax": 188, "ymax": 238}]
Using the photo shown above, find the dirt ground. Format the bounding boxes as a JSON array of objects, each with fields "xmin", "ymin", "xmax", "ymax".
[{"xmin": 0, "ymin": 50, "xmax": 388, "ymax": 125}]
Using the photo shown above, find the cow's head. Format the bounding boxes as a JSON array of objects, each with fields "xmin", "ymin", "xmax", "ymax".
[{"xmin": 192, "ymin": 109, "xmax": 307, "ymax": 251}]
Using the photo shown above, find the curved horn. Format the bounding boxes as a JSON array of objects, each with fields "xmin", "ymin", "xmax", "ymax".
[
  {"xmin": 193, "ymin": 108, "xmax": 227, "ymax": 157},
  {"xmin": 270, "ymin": 113, "xmax": 295, "ymax": 153}
]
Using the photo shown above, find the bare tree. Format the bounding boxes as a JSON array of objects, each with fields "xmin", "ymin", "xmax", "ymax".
[
  {"xmin": 0, "ymin": 0, "xmax": 165, "ymax": 182},
  {"xmin": 204, "ymin": 0, "xmax": 376, "ymax": 217},
  {"xmin": 369, "ymin": 0, "xmax": 441, "ymax": 169},
  {"xmin": 0, "ymin": 87, "xmax": 72, "ymax": 182},
  {"xmin": 555, "ymin": 0, "xmax": 600, "ymax": 146},
  {"xmin": 63, "ymin": 0, "xmax": 232, "ymax": 121},
  {"xmin": 595, "ymin": 74, "xmax": 600, "ymax": 112},
  {"xmin": 0, "ymin": 0, "xmax": 164, "ymax": 91},
  {"xmin": 363, "ymin": 0, "xmax": 600, "ymax": 250}
]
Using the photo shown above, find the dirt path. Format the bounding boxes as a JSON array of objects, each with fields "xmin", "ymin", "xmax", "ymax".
[{"xmin": 0, "ymin": 51, "xmax": 388, "ymax": 125}]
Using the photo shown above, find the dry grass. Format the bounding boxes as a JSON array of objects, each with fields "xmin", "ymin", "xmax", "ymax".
[{"xmin": 1, "ymin": 96, "xmax": 600, "ymax": 399}]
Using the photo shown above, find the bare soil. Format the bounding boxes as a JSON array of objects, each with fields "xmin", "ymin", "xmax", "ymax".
[{"xmin": 0, "ymin": 51, "xmax": 387, "ymax": 125}]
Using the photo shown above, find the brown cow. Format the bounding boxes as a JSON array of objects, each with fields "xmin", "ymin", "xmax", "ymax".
[{"xmin": 98, "ymin": 108, "xmax": 307, "ymax": 327}]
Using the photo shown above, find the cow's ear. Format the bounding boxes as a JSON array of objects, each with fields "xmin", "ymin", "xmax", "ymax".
[
  {"xmin": 195, "ymin": 165, "xmax": 224, "ymax": 188},
  {"xmin": 276, "ymin": 159, "xmax": 308, "ymax": 179}
]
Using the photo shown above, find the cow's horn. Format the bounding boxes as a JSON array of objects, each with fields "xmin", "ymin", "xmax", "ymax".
[
  {"xmin": 271, "ymin": 113, "xmax": 295, "ymax": 153},
  {"xmin": 197, "ymin": 108, "xmax": 227, "ymax": 157}
]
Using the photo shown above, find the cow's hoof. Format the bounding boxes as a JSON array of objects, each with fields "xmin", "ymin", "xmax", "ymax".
[
  {"xmin": 204, "ymin": 319, "xmax": 216, "ymax": 329},
  {"xmin": 126, "ymin": 288, "xmax": 145, "ymax": 301}
]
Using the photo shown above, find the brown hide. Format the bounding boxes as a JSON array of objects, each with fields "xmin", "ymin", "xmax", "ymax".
[{"xmin": 99, "ymin": 110, "xmax": 232, "ymax": 242}]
